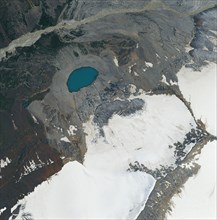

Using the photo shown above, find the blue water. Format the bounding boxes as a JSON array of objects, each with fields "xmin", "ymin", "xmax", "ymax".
[{"xmin": 67, "ymin": 67, "xmax": 98, "ymax": 92}]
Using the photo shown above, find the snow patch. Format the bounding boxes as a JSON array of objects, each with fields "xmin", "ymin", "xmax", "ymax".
[
  {"xmin": 185, "ymin": 45, "xmax": 193, "ymax": 53},
  {"xmin": 18, "ymin": 158, "xmax": 54, "ymax": 181},
  {"xmin": 134, "ymin": 71, "xmax": 139, "ymax": 76},
  {"xmin": 129, "ymin": 84, "xmax": 137, "ymax": 94},
  {"xmin": 60, "ymin": 136, "xmax": 70, "ymax": 143},
  {"xmin": 161, "ymin": 75, "xmax": 169, "ymax": 85},
  {"xmin": 128, "ymin": 63, "xmax": 136, "ymax": 73},
  {"xmin": 67, "ymin": 125, "xmax": 77, "ymax": 136},
  {"xmin": 0, "ymin": 207, "xmax": 6, "ymax": 214},
  {"xmin": 145, "ymin": 61, "xmax": 153, "ymax": 68},
  {"xmin": 31, "ymin": 114, "xmax": 39, "ymax": 124},
  {"xmin": 113, "ymin": 56, "xmax": 119, "ymax": 67},
  {"xmin": 169, "ymin": 80, "xmax": 178, "ymax": 86},
  {"xmin": 12, "ymin": 120, "xmax": 18, "ymax": 130},
  {"xmin": 0, "ymin": 157, "xmax": 11, "ymax": 169},
  {"xmin": 20, "ymin": 160, "xmax": 42, "ymax": 180},
  {"xmin": 53, "ymin": 125, "xmax": 63, "ymax": 132}
]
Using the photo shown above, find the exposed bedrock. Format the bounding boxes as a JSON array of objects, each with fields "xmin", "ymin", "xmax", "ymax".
[
  {"xmin": 188, "ymin": 6, "xmax": 217, "ymax": 66},
  {"xmin": 93, "ymin": 98, "xmax": 145, "ymax": 128}
]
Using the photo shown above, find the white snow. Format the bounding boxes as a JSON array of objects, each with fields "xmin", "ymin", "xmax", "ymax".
[
  {"xmin": 0, "ymin": 207, "xmax": 6, "ymax": 214},
  {"xmin": 11, "ymin": 92, "xmax": 198, "ymax": 219},
  {"xmin": 169, "ymin": 80, "xmax": 178, "ymax": 86},
  {"xmin": 113, "ymin": 56, "xmax": 119, "ymax": 67},
  {"xmin": 31, "ymin": 114, "xmax": 39, "ymax": 124},
  {"xmin": 161, "ymin": 75, "xmax": 177, "ymax": 86},
  {"xmin": 13, "ymin": 161, "xmax": 155, "ymax": 220},
  {"xmin": 36, "ymin": 153, "xmax": 43, "ymax": 164},
  {"xmin": 177, "ymin": 63, "xmax": 217, "ymax": 135},
  {"xmin": 144, "ymin": 61, "xmax": 153, "ymax": 68},
  {"xmin": 161, "ymin": 75, "xmax": 169, "ymax": 85},
  {"xmin": 53, "ymin": 125, "xmax": 63, "ymax": 132},
  {"xmin": 60, "ymin": 136, "xmax": 70, "ymax": 143},
  {"xmin": 67, "ymin": 125, "xmax": 77, "ymax": 136},
  {"xmin": 128, "ymin": 63, "xmax": 136, "ymax": 73},
  {"xmin": 167, "ymin": 140, "xmax": 217, "ymax": 220},
  {"xmin": 84, "ymin": 93, "xmax": 196, "ymax": 172},
  {"xmin": 19, "ymin": 160, "xmax": 42, "ymax": 181},
  {"xmin": 167, "ymin": 63, "xmax": 217, "ymax": 219},
  {"xmin": 48, "ymin": 159, "xmax": 54, "ymax": 164},
  {"xmin": 11, "ymin": 204, "xmax": 18, "ymax": 213},
  {"xmin": 18, "ymin": 158, "xmax": 54, "ymax": 181},
  {"xmin": 0, "ymin": 157, "xmax": 11, "ymax": 169},
  {"xmin": 129, "ymin": 84, "xmax": 137, "ymax": 94},
  {"xmin": 12, "ymin": 119, "xmax": 18, "ymax": 130},
  {"xmin": 156, "ymin": 53, "xmax": 160, "ymax": 58},
  {"xmin": 134, "ymin": 71, "xmax": 139, "ymax": 76}
]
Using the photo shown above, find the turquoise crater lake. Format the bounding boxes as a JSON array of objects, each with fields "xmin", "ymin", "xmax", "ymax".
[{"xmin": 67, "ymin": 67, "xmax": 99, "ymax": 92}]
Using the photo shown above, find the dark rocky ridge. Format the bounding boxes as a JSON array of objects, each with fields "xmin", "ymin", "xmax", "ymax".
[{"xmin": 0, "ymin": 1, "xmax": 217, "ymax": 219}]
